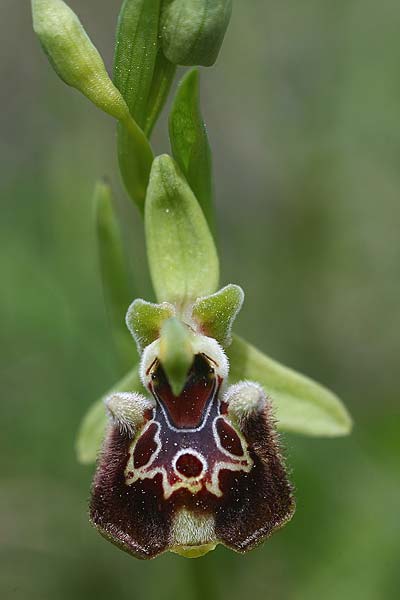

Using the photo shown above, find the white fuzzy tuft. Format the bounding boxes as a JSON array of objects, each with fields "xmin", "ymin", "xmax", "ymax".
[
  {"xmin": 170, "ymin": 509, "xmax": 216, "ymax": 547},
  {"xmin": 105, "ymin": 392, "xmax": 155, "ymax": 435},
  {"xmin": 224, "ymin": 381, "xmax": 267, "ymax": 423}
]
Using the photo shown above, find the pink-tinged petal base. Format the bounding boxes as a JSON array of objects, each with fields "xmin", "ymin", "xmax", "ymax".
[{"xmin": 90, "ymin": 355, "xmax": 295, "ymax": 558}]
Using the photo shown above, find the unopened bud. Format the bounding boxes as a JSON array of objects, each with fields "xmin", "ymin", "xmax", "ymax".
[
  {"xmin": 161, "ymin": 0, "xmax": 232, "ymax": 67},
  {"xmin": 32, "ymin": 0, "xmax": 131, "ymax": 123}
]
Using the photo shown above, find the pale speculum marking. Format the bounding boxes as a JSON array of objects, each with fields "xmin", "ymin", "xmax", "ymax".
[{"xmin": 125, "ymin": 354, "xmax": 253, "ymax": 499}]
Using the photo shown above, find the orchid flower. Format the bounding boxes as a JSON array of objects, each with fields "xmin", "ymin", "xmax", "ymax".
[{"xmin": 32, "ymin": 0, "xmax": 352, "ymax": 560}]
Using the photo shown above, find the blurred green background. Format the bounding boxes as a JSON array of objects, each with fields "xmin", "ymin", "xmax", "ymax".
[{"xmin": 1, "ymin": 1, "xmax": 399, "ymax": 599}]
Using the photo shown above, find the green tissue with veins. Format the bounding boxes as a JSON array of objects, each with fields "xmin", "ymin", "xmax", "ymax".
[{"xmin": 145, "ymin": 154, "xmax": 219, "ymax": 307}]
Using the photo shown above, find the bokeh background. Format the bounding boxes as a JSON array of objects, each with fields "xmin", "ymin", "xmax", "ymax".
[{"xmin": 1, "ymin": 1, "xmax": 400, "ymax": 599}]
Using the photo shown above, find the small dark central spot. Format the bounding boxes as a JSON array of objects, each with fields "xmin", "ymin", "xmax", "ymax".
[{"xmin": 175, "ymin": 453, "xmax": 204, "ymax": 478}]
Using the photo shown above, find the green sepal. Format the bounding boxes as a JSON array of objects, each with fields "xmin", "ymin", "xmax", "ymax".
[
  {"xmin": 228, "ymin": 335, "xmax": 353, "ymax": 438},
  {"xmin": 114, "ymin": 0, "xmax": 161, "ymax": 129},
  {"xmin": 159, "ymin": 318, "xmax": 194, "ymax": 396},
  {"xmin": 169, "ymin": 69, "xmax": 215, "ymax": 231},
  {"xmin": 126, "ymin": 298, "xmax": 175, "ymax": 353},
  {"xmin": 144, "ymin": 50, "xmax": 177, "ymax": 138},
  {"xmin": 161, "ymin": 0, "xmax": 233, "ymax": 67},
  {"xmin": 145, "ymin": 154, "xmax": 219, "ymax": 307},
  {"xmin": 95, "ymin": 181, "xmax": 137, "ymax": 372},
  {"xmin": 192, "ymin": 284, "xmax": 244, "ymax": 347},
  {"xmin": 76, "ymin": 366, "xmax": 144, "ymax": 465}
]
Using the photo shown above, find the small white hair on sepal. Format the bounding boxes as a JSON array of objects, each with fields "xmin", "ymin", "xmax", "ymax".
[
  {"xmin": 104, "ymin": 392, "xmax": 154, "ymax": 435},
  {"xmin": 139, "ymin": 339, "xmax": 160, "ymax": 388},
  {"xmin": 223, "ymin": 381, "xmax": 268, "ymax": 423}
]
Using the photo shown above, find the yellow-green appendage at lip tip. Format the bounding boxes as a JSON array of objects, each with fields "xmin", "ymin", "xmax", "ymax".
[{"xmin": 171, "ymin": 543, "xmax": 217, "ymax": 559}]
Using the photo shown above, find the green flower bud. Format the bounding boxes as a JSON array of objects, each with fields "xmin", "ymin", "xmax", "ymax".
[
  {"xmin": 32, "ymin": 0, "xmax": 131, "ymax": 123},
  {"xmin": 161, "ymin": 0, "xmax": 233, "ymax": 67},
  {"xmin": 32, "ymin": 0, "xmax": 154, "ymax": 210}
]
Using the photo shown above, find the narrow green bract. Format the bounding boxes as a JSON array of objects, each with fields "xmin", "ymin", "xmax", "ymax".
[
  {"xmin": 145, "ymin": 155, "xmax": 219, "ymax": 307},
  {"xmin": 169, "ymin": 69, "xmax": 215, "ymax": 231},
  {"xmin": 144, "ymin": 50, "xmax": 177, "ymax": 137},
  {"xmin": 228, "ymin": 336, "xmax": 353, "ymax": 437},
  {"xmin": 95, "ymin": 181, "xmax": 137, "ymax": 372},
  {"xmin": 114, "ymin": 0, "xmax": 161, "ymax": 129},
  {"xmin": 113, "ymin": 0, "xmax": 169, "ymax": 212}
]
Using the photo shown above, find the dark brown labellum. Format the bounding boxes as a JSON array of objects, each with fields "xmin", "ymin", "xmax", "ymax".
[{"xmin": 90, "ymin": 354, "xmax": 295, "ymax": 558}]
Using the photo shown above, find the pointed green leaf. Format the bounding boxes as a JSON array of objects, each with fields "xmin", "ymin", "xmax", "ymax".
[
  {"xmin": 159, "ymin": 318, "xmax": 194, "ymax": 395},
  {"xmin": 95, "ymin": 181, "xmax": 137, "ymax": 372},
  {"xmin": 145, "ymin": 154, "xmax": 219, "ymax": 306},
  {"xmin": 114, "ymin": 0, "xmax": 161, "ymax": 129},
  {"xmin": 76, "ymin": 366, "xmax": 144, "ymax": 465},
  {"xmin": 144, "ymin": 50, "xmax": 176, "ymax": 138},
  {"xmin": 228, "ymin": 335, "xmax": 353, "ymax": 437},
  {"xmin": 192, "ymin": 284, "xmax": 244, "ymax": 347},
  {"xmin": 126, "ymin": 298, "xmax": 175, "ymax": 352},
  {"xmin": 161, "ymin": 0, "xmax": 233, "ymax": 67},
  {"xmin": 169, "ymin": 69, "xmax": 215, "ymax": 231}
]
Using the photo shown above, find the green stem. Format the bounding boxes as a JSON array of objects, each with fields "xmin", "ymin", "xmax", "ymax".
[{"xmin": 188, "ymin": 559, "xmax": 218, "ymax": 600}]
